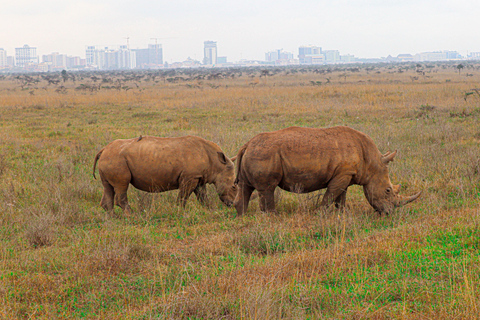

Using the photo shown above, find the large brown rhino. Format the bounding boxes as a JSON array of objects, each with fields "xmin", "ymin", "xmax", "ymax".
[
  {"xmin": 93, "ymin": 135, "xmax": 237, "ymax": 214},
  {"xmin": 234, "ymin": 126, "xmax": 421, "ymax": 215}
]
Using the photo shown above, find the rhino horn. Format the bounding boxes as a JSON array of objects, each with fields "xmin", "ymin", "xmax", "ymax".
[
  {"xmin": 397, "ymin": 191, "xmax": 422, "ymax": 207},
  {"xmin": 381, "ymin": 150, "xmax": 397, "ymax": 164},
  {"xmin": 393, "ymin": 184, "xmax": 401, "ymax": 194}
]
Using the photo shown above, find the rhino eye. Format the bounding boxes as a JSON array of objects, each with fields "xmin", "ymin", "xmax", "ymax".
[{"xmin": 386, "ymin": 187, "xmax": 392, "ymax": 194}]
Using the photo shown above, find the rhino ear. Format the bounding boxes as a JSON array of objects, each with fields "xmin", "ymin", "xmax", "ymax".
[
  {"xmin": 382, "ymin": 150, "xmax": 397, "ymax": 164},
  {"xmin": 217, "ymin": 152, "xmax": 228, "ymax": 165}
]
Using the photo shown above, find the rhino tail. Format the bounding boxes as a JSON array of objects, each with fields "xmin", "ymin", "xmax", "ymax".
[
  {"xmin": 92, "ymin": 148, "xmax": 105, "ymax": 179},
  {"xmin": 234, "ymin": 144, "xmax": 248, "ymax": 184}
]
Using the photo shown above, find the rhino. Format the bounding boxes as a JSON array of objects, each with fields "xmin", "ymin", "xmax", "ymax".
[
  {"xmin": 93, "ymin": 135, "xmax": 237, "ymax": 214},
  {"xmin": 234, "ymin": 126, "xmax": 421, "ymax": 215}
]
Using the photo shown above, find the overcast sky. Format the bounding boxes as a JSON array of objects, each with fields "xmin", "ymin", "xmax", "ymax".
[{"xmin": 2, "ymin": 0, "xmax": 479, "ymax": 62}]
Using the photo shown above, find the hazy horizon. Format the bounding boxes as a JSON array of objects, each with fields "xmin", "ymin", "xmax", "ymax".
[{"xmin": 2, "ymin": 0, "xmax": 479, "ymax": 62}]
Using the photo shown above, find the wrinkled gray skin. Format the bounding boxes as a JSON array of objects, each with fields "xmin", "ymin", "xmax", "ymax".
[
  {"xmin": 234, "ymin": 126, "xmax": 421, "ymax": 215},
  {"xmin": 93, "ymin": 135, "xmax": 237, "ymax": 214}
]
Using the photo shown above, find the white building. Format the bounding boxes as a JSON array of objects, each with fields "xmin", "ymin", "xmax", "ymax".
[
  {"xmin": 42, "ymin": 52, "xmax": 67, "ymax": 69},
  {"xmin": 7, "ymin": 56, "xmax": 15, "ymax": 67},
  {"xmin": 86, "ymin": 46, "xmax": 99, "ymax": 66},
  {"xmin": 299, "ymin": 45, "xmax": 324, "ymax": 64},
  {"xmin": 0, "ymin": 48, "xmax": 6, "ymax": 67},
  {"xmin": 15, "ymin": 45, "xmax": 38, "ymax": 67},
  {"xmin": 324, "ymin": 50, "xmax": 340, "ymax": 63},
  {"xmin": 42, "ymin": 52, "xmax": 85, "ymax": 70},
  {"xmin": 468, "ymin": 52, "xmax": 480, "ymax": 60},
  {"xmin": 66, "ymin": 56, "xmax": 84, "ymax": 68},
  {"xmin": 414, "ymin": 51, "xmax": 461, "ymax": 62},
  {"xmin": 340, "ymin": 54, "xmax": 356, "ymax": 63},
  {"xmin": 86, "ymin": 45, "xmax": 136, "ymax": 70},
  {"xmin": 116, "ymin": 46, "xmax": 136, "ymax": 69},
  {"xmin": 265, "ymin": 49, "xmax": 294, "ymax": 65}
]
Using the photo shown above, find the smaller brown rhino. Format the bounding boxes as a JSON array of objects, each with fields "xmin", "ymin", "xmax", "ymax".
[
  {"xmin": 93, "ymin": 135, "xmax": 237, "ymax": 214},
  {"xmin": 234, "ymin": 126, "xmax": 421, "ymax": 215}
]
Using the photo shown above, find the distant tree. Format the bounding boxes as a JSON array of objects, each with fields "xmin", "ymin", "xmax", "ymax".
[
  {"xmin": 457, "ymin": 64, "xmax": 464, "ymax": 74},
  {"xmin": 61, "ymin": 70, "xmax": 68, "ymax": 83},
  {"xmin": 260, "ymin": 69, "xmax": 270, "ymax": 77}
]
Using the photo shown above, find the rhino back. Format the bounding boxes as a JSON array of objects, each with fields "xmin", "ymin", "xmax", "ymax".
[
  {"xmin": 120, "ymin": 136, "xmax": 213, "ymax": 192},
  {"xmin": 241, "ymin": 126, "xmax": 380, "ymax": 192}
]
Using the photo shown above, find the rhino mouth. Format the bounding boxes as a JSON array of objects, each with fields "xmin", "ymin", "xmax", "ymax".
[
  {"xmin": 372, "ymin": 201, "xmax": 395, "ymax": 215},
  {"xmin": 218, "ymin": 191, "xmax": 235, "ymax": 207},
  {"xmin": 224, "ymin": 201, "xmax": 234, "ymax": 207},
  {"xmin": 218, "ymin": 184, "xmax": 238, "ymax": 207}
]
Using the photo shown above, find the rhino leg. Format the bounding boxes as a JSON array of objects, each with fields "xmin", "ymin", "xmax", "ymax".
[
  {"xmin": 114, "ymin": 185, "xmax": 132, "ymax": 215},
  {"xmin": 194, "ymin": 184, "xmax": 208, "ymax": 206},
  {"xmin": 334, "ymin": 191, "xmax": 347, "ymax": 210},
  {"xmin": 234, "ymin": 183, "xmax": 254, "ymax": 216},
  {"xmin": 258, "ymin": 189, "xmax": 277, "ymax": 214},
  {"xmin": 320, "ymin": 175, "xmax": 352, "ymax": 210},
  {"xmin": 99, "ymin": 156, "xmax": 133, "ymax": 215},
  {"xmin": 177, "ymin": 178, "xmax": 200, "ymax": 207},
  {"xmin": 100, "ymin": 178, "xmax": 115, "ymax": 212}
]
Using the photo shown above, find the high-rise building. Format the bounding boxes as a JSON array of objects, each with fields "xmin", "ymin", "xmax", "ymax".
[
  {"xmin": 86, "ymin": 45, "xmax": 136, "ymax": 70},
  {"xmin": 117, "ymin": 46, "xmax": 136, "ymax": 69},
  {"xmin": 148, "ymin": 44, "xmax": 163, "ymax": 65},
  {"xmin": 86, "ymin": 46, "xmax": 99, "ymax": 66},
  {"xmin": 340, "ymin": 54, "xmax": 356, "ymax": 63},
  {"xmin": 204, "ymin": 41, "xmax": 217, "ymax": 65},
  {"xmin": 468, "ymin": 52, "xmax": 480, "ymax": 60},
  {"xmin": 66, "ymin": 56, "xmax": 84, "ymax": 68},
  {"xmin": 324, "ymin": 50, "xmax": 340, "ymax": 63},
  {"xmin": 7, "ymin": 56, "xmax": 15, "ymax": 67},
  {"xmin": 217, "ymin": 56, "xmax": 227, "ymax": 64},
  {"xmin": 15, "ymin": 45, "xmax": 38, "ymax": 67},
  {"xmin": 134, "ymin": 44, "xmax": 163, "ymax": 68},
  {"xmin": 298, "ymin": 45, "xmax": 324, "ymax": 64},
  {"xmin": 0, "ymin": 48, "xmax": 6, "ymax": 67},
  {"xmin": 42, "ymin": 52, "xmax": 67, "ymax": 69},
  {"xmin": 265, "ymin": 51, "xmax": 279, "ymax": 62},
  {"xmin": 445, "ymin": 51, "xmax": 461, "ymax": 60},
  {"xmin": 414, "ymin": 51, "xmax": 461, "ymax": 62},
  {"xmin": 265, "ymin": 49, "xmax": 294, "ymax": 64}
]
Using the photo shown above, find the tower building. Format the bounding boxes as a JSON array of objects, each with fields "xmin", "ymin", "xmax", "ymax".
[{"xmin": 204, "ymin": 41, "xmax": 217, "ymax": 65}]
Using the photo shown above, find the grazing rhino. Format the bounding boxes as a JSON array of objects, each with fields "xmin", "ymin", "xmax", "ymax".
[
  {"xmin": 234, "ymin": 126, "xmax": 421, "ymax": 215},
  {"xmin": 93, "ymin": 135, "xmax": 237, "ymax": 214}
]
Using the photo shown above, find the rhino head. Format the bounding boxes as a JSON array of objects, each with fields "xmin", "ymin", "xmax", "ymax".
[
  {"xmin": 214, "ymin": 153, "xmax": 238, "ymax": 207},
  {"xmin": 363, "ymin": 151, "xmax": 421, "ymax": 215}
]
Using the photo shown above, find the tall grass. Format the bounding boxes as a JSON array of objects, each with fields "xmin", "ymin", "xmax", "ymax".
[{"xmin": 0, "ymin": 65, "xmax": 480, "ymax": 318}]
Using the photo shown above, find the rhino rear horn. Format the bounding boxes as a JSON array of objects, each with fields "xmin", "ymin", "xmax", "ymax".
[
  {"xmin": 231, "ymin": 155, "xmax": 238, "ymax": 162},
  {"xmin": 382, "ymin": 150, "xmax": 397, "ymax": 164}
]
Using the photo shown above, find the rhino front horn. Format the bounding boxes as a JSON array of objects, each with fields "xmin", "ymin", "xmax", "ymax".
[{"xmin": 398, "ymin": 191, "xmax": 422, "ymax": 207}]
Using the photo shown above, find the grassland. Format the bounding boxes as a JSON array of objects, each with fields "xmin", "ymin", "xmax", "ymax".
[{"xmin": 0, "ymin": 63, "xmax": 480, "ymax": 319}]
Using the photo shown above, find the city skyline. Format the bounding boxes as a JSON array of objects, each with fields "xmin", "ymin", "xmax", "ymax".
[
  {"xmin": 0, "ymin": 41, "xmax": 475, "ymax": 72},
  {"xmin": 1, "ymin": 0, "xmax": 480, "ymax": 63},
  {"xmin": 0, "ymin": 40, "xmax": 476, "ymax": 68}
]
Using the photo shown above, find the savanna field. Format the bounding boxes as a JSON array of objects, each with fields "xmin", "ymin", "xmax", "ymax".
[{"xmin": 1, "ymin": 63, "xmax": 480, "ymax": 319}]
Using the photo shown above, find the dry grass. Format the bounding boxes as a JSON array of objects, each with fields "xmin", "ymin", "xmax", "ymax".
[{"xmin": 1, "ymin": 63, "xmax": 480, "ymax": 319}]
